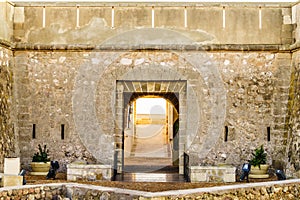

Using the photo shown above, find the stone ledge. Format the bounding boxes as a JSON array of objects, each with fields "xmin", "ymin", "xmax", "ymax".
[
  {"xmin": 14, "ymin": 43, "xmax": 291, "ymax": 52},
  {"xmin": 0, "ymin": 40, "xmax": 295, "ymax": 52},
  {"xmin": 13, "ymin": 2, "xmax": 296, "ymax": 7},
  {"xmin": 67, "ymin": 164, "xmax": 112, "ymax": 181}
]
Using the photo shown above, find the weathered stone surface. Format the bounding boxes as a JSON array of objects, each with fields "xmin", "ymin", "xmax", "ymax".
[
  {"xmin": 0, "ymin": 46, "xmax": 16, "ymax": 172},
  {"xmin": 1, "ymin": 175, "xmax": 23, "ymax": 187},
  {"xmin": 10, "ymin": 50, "xmax": 294, "ymax": 175},
  {"xmin": 0, "ymin": 181, "xmax": 297, "ymax": 199},
  {"xmin": 286, "ymin": 50, "xmax": 300, "ymax": 178},
  {"xmin": 0, "ymin": 1, "xmax": 300, "ymax": 177}
]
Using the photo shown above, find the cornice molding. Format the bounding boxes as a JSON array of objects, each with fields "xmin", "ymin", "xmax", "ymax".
[{"xmin": 0, "ymin": 40, "xmax": 297, "ymax": 52}]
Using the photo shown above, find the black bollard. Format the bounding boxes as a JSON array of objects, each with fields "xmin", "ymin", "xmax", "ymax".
[
  {"xmin": 46, "ymin": 161, "xmax": 60, "ymax": 179},
  {"xmin": 239, "ymin": 163, "xmax": 251, "ymax": 182},
  {"xmin": 19, "ymin": 169, "xmax": 26, "ymax": 185},
  {"xmin": 275, "ymin": 169, "xmax": 286, "ymax": 180}
]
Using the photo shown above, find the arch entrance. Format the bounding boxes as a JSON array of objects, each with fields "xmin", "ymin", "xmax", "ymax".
[
  {"xmin": 124, "ymin": 95, "xmax": 178, "ymax": 170},
  {"xmin": 115, "ymin": 81, "xmax": 186, "ymax": 177}
]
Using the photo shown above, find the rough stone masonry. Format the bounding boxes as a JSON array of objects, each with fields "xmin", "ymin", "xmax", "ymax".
[{"xmin": 0, "ymin": 0, "xmax": 300, "ymax": 178}]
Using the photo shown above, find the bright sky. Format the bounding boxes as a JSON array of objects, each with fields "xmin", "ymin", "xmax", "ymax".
[{"xmin": 136, "ymin": 98, "xmax": 166, "ymax": 115}]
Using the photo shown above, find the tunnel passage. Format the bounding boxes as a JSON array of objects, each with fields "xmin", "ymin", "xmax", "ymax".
[{"xmin": 115, "ymin": 81, "xmax": 186, "ymax": 174}]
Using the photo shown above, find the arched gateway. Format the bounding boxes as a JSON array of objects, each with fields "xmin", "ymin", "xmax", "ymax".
[{"xmin": 73, "ymin": 51, "xmax": 226, "ymax": 178}]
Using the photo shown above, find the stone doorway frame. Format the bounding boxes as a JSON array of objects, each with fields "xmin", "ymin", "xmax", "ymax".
[{"xmin": 115, "ymin": 80, "xmax": 187, "ymax": 175}]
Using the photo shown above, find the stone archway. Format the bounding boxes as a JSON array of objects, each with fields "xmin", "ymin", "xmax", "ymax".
[
  {"xmin": 72, "ymin": 51, "xmax": 226, "ymax": 176},
  {"xmin": 116, "ymin": 81, "xmax": 185, "ymax": 173}
]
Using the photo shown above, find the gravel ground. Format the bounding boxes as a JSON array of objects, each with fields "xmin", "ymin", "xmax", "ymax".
[{"xmin": 25, "ymin": 173, "xmax": 278, "ymax": 192}]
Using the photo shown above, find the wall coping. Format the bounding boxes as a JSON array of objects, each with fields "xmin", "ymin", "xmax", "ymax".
[
  {"xmin": 0, "ymin": 41, "xmax": 293, "ymax": 52},
  {"xmin": 11, "ymin": 1, "xmax": 296, "ymax": 8},
  {"xmin": 190, "ymin": 166, "xmax": 236, "ymax": 169},
  {"xmin": 0, "ymin": 179, "xmax": 299, "ymax": 197},
  {"xmin": 67, "ymin": 164, "xmax": 111, "ymax": 169}
]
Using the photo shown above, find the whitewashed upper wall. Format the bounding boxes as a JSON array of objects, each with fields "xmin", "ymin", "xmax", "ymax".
[
  {"xmin": 292, "ymin": 2, "xmax": 300, "ymax": 44},
  {"xmin": 10, "ymin": 3, "xmax": 293, "ymax": 45},
  {"xmin": 0, "ymin": 2, "xmax": 14, "ymax": 42}
]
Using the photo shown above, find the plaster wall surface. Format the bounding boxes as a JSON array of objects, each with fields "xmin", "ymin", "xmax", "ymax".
[
  {"xmin": 0, "ymin": 2, "xmax": 14, "ymax": 42},
  {"xmin": 12, "ymin": 4, "xmax": 292, "ymax": 45},
  {"xmin": 292, "ymin": 3, "xmax": 300, "ymax": 44}
]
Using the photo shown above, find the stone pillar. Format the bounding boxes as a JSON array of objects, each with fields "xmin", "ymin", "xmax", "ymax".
[{"xmin": 115, "ymin": 83, "xmax": 124, "ymax": 173}]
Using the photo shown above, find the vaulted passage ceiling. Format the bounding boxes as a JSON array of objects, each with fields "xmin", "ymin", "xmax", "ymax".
[{"xmin": 118, "ymin": 81, "xmax": 186, "ymax": 112}]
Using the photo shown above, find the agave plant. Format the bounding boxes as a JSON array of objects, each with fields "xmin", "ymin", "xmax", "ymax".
[
  {"xmin": 249, "ymin": 145, "xmax": 267, "ymax": 169},
  {"xmin": 32, "ymin": 144, "xmax": 50, "ymax": 162}
]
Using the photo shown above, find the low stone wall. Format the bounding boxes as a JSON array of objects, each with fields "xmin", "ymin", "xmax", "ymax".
[
  {"xmin": 190, "ymin": 166, "xmax": 236, "ymax": 183},
  {"xmin": 67, "ymin": 180, "xmax": 300, "ymax": 199},
  {"xmin": 0, "ymin": 179, "xmax": 299, "ymax": 199},
  {"xmin": 0, "ymin": 183, "xmax": 66, "ymax": 200},
  {"xmin": 67, "ymin": 164, "xmax": 112, "ymax": 181}
]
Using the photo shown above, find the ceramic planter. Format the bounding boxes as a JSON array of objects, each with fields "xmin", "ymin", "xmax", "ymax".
[
  {"xmin": 249, "ymin": 164, "xmax": 269, "ymax": 178},
  {"xmin": 30, "ymin": 162, "xmax": 51, "ymax": 175}
]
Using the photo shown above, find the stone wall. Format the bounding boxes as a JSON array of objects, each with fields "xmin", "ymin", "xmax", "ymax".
[
  {"xmin": 1, "ymin": 180, "xmax": 298, "ymax": 199},
  {"xmin": 0, "ymin": 46, "xmax": 17, "ymax": 172},
  {"xmin": 14, "ymin": 51, "xmax": 97, "ymax": 171},
  {"xmin": 0, "ymin": 184, "xmax": 66, "ymax": 199},
  {"xmin": 0, "ymin": 1, "xmax": 298, "ymax": 176},
  {"xmin": 195, "ymin": 52, "xmax": 291, "ymax": 169},
  {"xmin": 13, "ymin": 50, "xmax": 292, "ymax": 173},
  {"xmin": 286, "ymin": 50, "xmax": 300, "ymax": 177},
  {"xmin": 67, "ymin": 180, "xmax": 300, "ymax": 199},
  {"xmin": 12, "ymin": 3, "xmax": 292, "ymax": 45}
]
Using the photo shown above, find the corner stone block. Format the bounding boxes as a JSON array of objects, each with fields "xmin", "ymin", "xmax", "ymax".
[
  {"xmin": 1, "ymin": 175, "xmax": 23, "ymax": 187},
  {"xmin": 4, "ymin": 158, "xmax": 20, "ymax": 175},
  {"xmin": 191, "ymin": 173, "xmax": 207, "ymax": 182},
  {"xmin": 224, "ymin": 174, "xmax": 236, "ymax": 183}
]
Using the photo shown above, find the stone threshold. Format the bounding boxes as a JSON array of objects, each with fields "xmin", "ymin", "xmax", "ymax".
[{"xmin": 0, "ymin": 179, "xmax": 299, "ymax": 198}]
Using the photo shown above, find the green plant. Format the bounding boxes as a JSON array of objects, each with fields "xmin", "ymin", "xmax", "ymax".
[
  {"xmin": 32, "ymin": 144, "xmax": 50, "ymax": 162},
  {"xmin": 249, "ymin": 145, "xmax": 267, "ymax": 168}
]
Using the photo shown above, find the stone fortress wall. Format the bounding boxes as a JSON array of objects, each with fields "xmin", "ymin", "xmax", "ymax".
[
  {"xmin": 0, "ymin": 2, "xmax": 17, "ymax": 172},
  {"xmin": 11, "ymin": 2, "xmax": 293, "ymax": 45},
  {"xmin": 0, "ymin": 0, "xmax": 300, "ymax": 178}
]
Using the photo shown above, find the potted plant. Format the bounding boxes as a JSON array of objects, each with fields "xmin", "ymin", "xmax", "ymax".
[
  {"xmin": 249, "ymin": 145, "xmax": 269, "ymax": 178},
  {"xmin": 30, "ymin": 144, "xmax": 51, "ymax": 175}
]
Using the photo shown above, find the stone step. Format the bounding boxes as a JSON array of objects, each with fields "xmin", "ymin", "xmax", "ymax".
[
  {"xmin": 123, "ymin": 165, "xmax": 179, "ymax": 173},
  {"xmin": 115, "ymin": 172, "xmax": 186, "ymax": 182}
]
